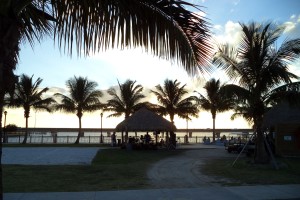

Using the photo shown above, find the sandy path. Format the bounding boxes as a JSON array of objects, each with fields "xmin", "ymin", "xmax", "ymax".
[{"xmin": 147, "ymin": 146, "xmax": 238, "ymax": 188}]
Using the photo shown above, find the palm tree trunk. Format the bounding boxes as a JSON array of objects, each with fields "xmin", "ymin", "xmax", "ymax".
[
  {"xmin": 22, "ymin": 117, "xmax": 29, "ymax": 144},
  {"xmin": 0, "ymin": 91, "xmax": 4, "ymax": 200},
  {"xmin": 212, "ymin": 116, "xmax": 216, "ymax": 143},
  {"xmin": 254, "ymin": 121, "xmax": 269, "ymax": 164},
  {"xmin": 1, "ymin": 15, "xmax": 21, "ymax": 200},
  {"xmin": 75, "ymin": 116, "xmax": 82, "ymax": 144}
]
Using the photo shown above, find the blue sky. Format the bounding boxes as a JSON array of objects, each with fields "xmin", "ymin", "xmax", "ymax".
[{"xmin": 7, "ymin": 0, "xmax": 300, "ymax": 129}]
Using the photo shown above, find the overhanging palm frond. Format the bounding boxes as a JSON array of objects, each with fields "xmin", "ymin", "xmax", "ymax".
[
  {"xmin": 264, "ymin": 81, "xmax": 300, "ymax": 106},
  {"xmin": 52, "ymin": 0, "xmax": 213, "ymax": 74}
]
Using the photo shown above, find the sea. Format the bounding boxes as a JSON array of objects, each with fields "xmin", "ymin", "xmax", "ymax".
[{"xmin": 7, "ymin": 128, "xmax": 253, "ymax": 144}]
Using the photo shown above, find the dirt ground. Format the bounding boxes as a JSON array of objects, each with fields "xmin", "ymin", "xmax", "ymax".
[{"xmin": 147, "ymin": 146, "xmax": 240, "ymax": 188}]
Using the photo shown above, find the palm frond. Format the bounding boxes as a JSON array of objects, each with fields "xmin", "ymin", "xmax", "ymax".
[{"xmin": 52, "ymin": 0, "xmax": 213, "ymax": 74}]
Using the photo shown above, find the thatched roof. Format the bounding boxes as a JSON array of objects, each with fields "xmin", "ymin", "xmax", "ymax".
[
  {"xmin": 115, "ymin": 107, "xmax": 176, "ymax": 132},
  {"xmin": 263, "ymin": 102, "xmax": 300, "ymax": 128}
]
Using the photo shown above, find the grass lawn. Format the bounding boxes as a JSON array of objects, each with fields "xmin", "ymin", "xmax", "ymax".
[
  {"xmin": 3, "ymin": 148, "xmax": 184, "ymax": 192},
  {"xmin": 4, "ymin": 146, "xmax": 300, "ymax": 192},
  {"xmin": 201, "ymin": 156, "xmax": 300, "ymax": 186}
]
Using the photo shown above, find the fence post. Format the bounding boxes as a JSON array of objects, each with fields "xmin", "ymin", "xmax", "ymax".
[
  {"xmin": 196, "ymin": 136, "xmax": 198, "ymax": 143},
  {"xmin": 41, "ymin": 135, "xmax": 43, "ymax": 144},
  {"xmin": 67, "ymin": 136, "xmax": 69, "ymax": 144},
  {"xmin": 89, "ymin": 136, "xmax": 90, "ymax": 144}
]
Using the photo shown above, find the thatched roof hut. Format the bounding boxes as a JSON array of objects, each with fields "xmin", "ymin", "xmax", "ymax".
[
  {"xmin": 115, "ymin": 107, "xmax": 176, "ymax": 132},
  {"xmin": 263, "ymin": 102, "xmax": 300, "ymax": 128}
]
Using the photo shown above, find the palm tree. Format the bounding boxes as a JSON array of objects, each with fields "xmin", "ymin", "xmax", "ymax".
[
  {"xmin": 104, "ymin": 80, "xmax": 147, "ymax": 119},
  {"xmin": 151, "ymin": 79, "xmax": 198, "ymax": 147},
  {"xmin": 151, "ymin": 79, "xmax": 199, "ymax": 123},
  {"xmin": 195, "ymin": 78, "xmax": 234, "ymax": 142},
  {"xmin": 104, "ymin": 79, "xmax": 147, "ymax": 142},
  {"xmin": 55, "ymin": 76, "xmax": 103, "ymax": 144},
  {"xmin": 8, "ymin": 74, "xmax": 55, "ymax": 144},
  {"xmin": 213, "ymin": 22, "xmax": 300, "ymax": 163}
]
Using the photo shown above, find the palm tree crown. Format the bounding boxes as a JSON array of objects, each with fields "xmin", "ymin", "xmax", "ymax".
[
  {"xmin": 195, "ymin": 78, "xmax": 234, "ymax": 142},
  {"xmin": 55, "ymin": 76, "xmax": 103, "ymax": 144},
  {"xmin": 104, "ymin": 80, "xmax": 146, "ymax": 119},
  {"xmin": 151, "ymin": 79, "xmax": 198, "ymax": 123},
  {"xmin": 9, "ymin": 74, "xmax": 55, "ymax": 144},
  {"xmin": 213, "ymin": 22, "xmax": 300, "ymax": 163}
]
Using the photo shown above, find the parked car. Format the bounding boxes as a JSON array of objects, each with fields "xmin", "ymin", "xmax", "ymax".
[{"xmin": 225, "ymin": 132, "xmax": 255, "ymax": 156}]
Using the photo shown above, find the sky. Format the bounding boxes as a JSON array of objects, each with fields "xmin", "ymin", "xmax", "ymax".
[{"xmin": 5, "ymin": 0, "xmax": 300, "ymax": 129}]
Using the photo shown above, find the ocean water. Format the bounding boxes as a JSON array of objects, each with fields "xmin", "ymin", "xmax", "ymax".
[{"xmin": 7, "ymin": 130, "xmax": 252, "ymax": 144}]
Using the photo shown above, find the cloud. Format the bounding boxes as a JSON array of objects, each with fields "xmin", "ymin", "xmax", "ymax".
[
  {"xmin": 213, "ymin": 21, "xmax": 242, "ymax": 46},
  {"xmin": 233, "ymin": 0, "xmax": 240, "ymax": 6},
  {"xmin": 213, "ymin": 24, "xmax": 223, "ymax": 31},
  {"xmin": 290, "ymin": 14, "xmax": 296, "ymax": 20},
  {"xmin": 89, "ymin": 48, "xmax": 191, "ymax": 88},
  {"xmin": 288, "ymin": 59, "xmax": 300, "ymax": 78},
  {"xmin": 282, "ymin": 14, "xmax": 300, "ymax": 36}
]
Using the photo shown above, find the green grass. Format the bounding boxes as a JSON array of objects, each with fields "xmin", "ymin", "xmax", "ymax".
[
  {"xmin": 201, "ymin": 157, "xmax": 300, "ymax": 186},
  {"xmin": 4, "ymin": 148, "xmax": 300, "ymax": 192},
  {"xmin": 3, "ymin": 149, "xmax": 184, "ymax": 192}
]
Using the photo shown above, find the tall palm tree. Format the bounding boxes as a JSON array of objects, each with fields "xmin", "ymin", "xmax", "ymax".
[
  {"xmin": 213, "ymin": 22, "xmax": 300, "ymax": 163},
  {"xmin": 195, "ymin": 78, "xmax": 234, "ymax": 142},
  {"xmin": 8, "ymin": 74, "xmax": 55, "ymax": 144},
  {"xmin": 105, "ymin": 80, "xmax": 147, "ymax": 118},
  {"xmin": 151, "ymin": 79, "xmax": 199, "ymax": 123},
  {"xmin": 104, "ymin": 79, "xmax": 147, "ymax": 142},
  {"xmin": 55, "ymin": 76, "xmax": 103, "ymax": 144}
]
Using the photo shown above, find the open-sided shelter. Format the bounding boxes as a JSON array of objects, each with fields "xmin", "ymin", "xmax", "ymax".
[
  {"xmin": 115, "ymin": 107, "xmax": 176, "ymax": 144},
  {"xmin": 115, "ymin": 107, "xmax": 176, "ymax": 132}
]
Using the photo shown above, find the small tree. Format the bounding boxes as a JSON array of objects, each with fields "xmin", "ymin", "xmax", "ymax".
[
  {"xmin": 104, "ymin": 80, "xmax": 147, "ymax": 142},
  {"xmin": 195, "ymin": 78, "xmax": 234, "ymax": 142},
  {"xmin": 55, "ymin": 76, "xmax": 103, "ymax": 144},
  {"xmin": 151, "ymin": 79, "xmax": 199, "ymax": 123},
  {"xmin": 9, "ymin": 74, "xmax": 55, "ymax": 144}
]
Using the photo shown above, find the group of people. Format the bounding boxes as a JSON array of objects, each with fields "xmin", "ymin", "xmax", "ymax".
[
  {"xmin": 139, "ymin": 133, "xmax": 152, "ymax": 144},
  {"xmin": 111, "ymin": 132, "xmax": 154, "ymax": 147}
]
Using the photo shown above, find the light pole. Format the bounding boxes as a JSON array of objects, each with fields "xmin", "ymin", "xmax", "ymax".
[
  {"xmin": 4, "ymin": 111, "xmax": 7, "ymax": 128},
  {"xmin": 100, "ymin": 112, "xmax": 103, "ymax": 143},
  {"xmin": 4, "ymin": 111, "xmax": 7, "ymax": 143}
]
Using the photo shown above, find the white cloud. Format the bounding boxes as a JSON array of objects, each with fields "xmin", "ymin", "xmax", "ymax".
[
  {"xmin": 282, "ymin": 14, "xmax": 300, "ymax": 35},
  {"xmin": 288, "ymin": 59, "xmax": 300, "ymax": 78},
  {"xmin": 213, "ymin": 24, "xmax": 223, "ymax": 31},
  {"xmin": 89, "ymin": 48, "xmax": 191, "ymax": 88},
  {"xmin": 213, "ymin": 21, "xmax": 242, "ymax": 46},
  {"xmin": 283, "ymin": 21, "xmax": 296, "ymax": 33},
  {"xmin": 290, "ymin": 14, "xmax": 296, "ymax": 19},
  {"xmin": 233, "ymin": 0, "xmax": 240, "ymax": 6}
]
